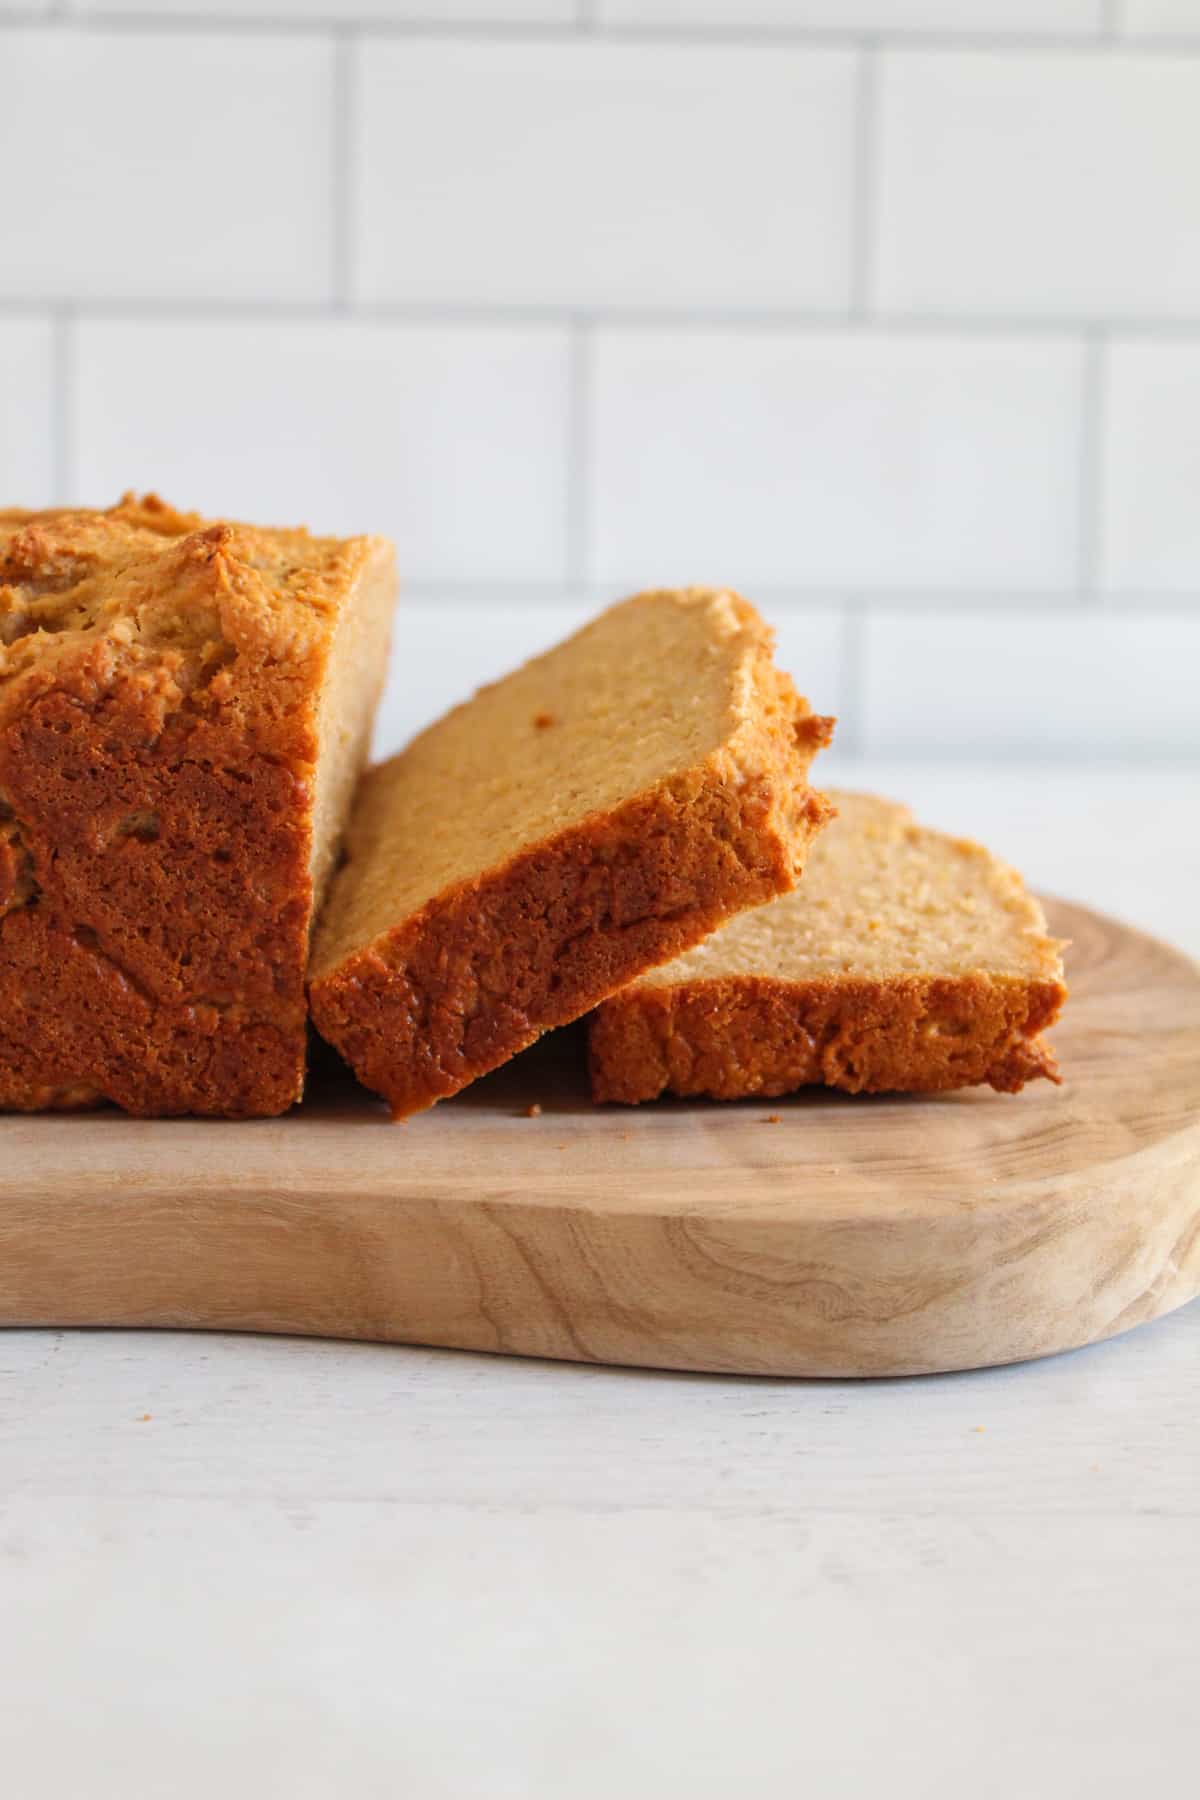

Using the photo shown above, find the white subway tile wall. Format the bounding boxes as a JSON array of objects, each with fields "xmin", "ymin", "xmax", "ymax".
[
  {"xmin": 2, "ymin": 6, "xmax": 1196, "ymax": 762},
  {"xmin": 587, "ymin": 330, "xmax": 1083, "ymax": 590},
  {"xmin": 1101, "ymin": 341, "xmax": 1200, "ymax": 592},
  {"xmin": 0, "ymin": 319, "xmax": 54, "ymax": 505},
  {"xmin": 354, "ymin": 42, "xmax": 855, "ymax": 310},
  {"xmin": 862, "ymin": 612, "xmax": 1200, "ymax": 757},
  {"xmin": 875, "ymin": 51, "xmax": 1200, "ymax": 320},
  {"xmin": 597, "ymin": 3, "xmax": 1105, "ymax": 29},
  {"xmin": 73, "ymin": 319, "xmax": 571, "ymax": 582},
  {"xmin": 1119, "ymin": 3, "xmax": 1200, "ymax": 36},
  {"xmin": 67, "ymin": 3, "xmax": 576, "ymax": 16},
  {"xmin": 0, "ymin": 31, "xmax": 335, "ymax": 302}
]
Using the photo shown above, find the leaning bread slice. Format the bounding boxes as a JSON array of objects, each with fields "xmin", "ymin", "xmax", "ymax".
[
  {"xmin": 309, "ymin": 588, "xmax": 834, "ymax": 1118},
  {"xmin": 589, "ymin": 791, "xmax": 1066, "ymax": 1104}
]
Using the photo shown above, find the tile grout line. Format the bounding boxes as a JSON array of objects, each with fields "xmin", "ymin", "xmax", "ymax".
[
  {"xmin": 565, "ymin": 319, "xmax": 591, "ymax": 589},
  {"xmin": 51, "ymin": 305, "xmax": 74, "ymax": 505},
  {"xmin": 396, "ymin": 582, "xmax": 1200, "ymax": 614},
  {"xmin": 330, "ymin": 27, "xmax": 354, "ymax": 311},
  {"xmin": 7, "ymin": 297, "xmax": 1200, "ymax": 341},
  {"xmin": 1077, "ymin": 329, "xmax": 1108, "ymax": 603},
  {"xmin": 7, "ymin": 15, "xmax": 1199, "ymax": 53},
  {"xmin": 849, "ymin": 41, "xmax": 879, "ymax": 320}
]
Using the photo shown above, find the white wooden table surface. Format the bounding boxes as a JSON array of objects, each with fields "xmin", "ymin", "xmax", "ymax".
[{"xmin": 2, "ymin": 764, "xmax": 1197, "ymax": 1800}]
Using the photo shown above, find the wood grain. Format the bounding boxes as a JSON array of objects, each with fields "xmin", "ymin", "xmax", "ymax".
[{"xmin": 1, "ymin": 899, "xmax": 1197, "ymax": 1377}]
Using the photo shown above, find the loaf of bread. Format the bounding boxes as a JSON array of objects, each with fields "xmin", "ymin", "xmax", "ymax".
[
  {"xmin": 589, "ymin": 791, "xmax": 1067, "ymax": 1104},
  {"xmin": 309, "ymin": 588, "xmax": 834, "ymax": 1118},
  {"xmin": 0, "ymin": 494, "xmax": 396, "ymax": 1116}
]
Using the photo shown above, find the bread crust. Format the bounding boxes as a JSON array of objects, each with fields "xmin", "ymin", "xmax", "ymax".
[
  {"xmin": 0, "ymin": 495, "xmax": 391, "ymax": 1117},
  {"xmin": 589, "ymin": 971, "xmax": 1067, "ymax": 1104},
  {"xmin": 309, "ymin": 665, "xmax": 833, "ymax": 1120}
]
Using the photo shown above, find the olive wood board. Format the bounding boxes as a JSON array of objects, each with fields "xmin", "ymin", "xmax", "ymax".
[{"xmin": 1, "ymin": 898, "xmax": 1198, "ymax": 1378}]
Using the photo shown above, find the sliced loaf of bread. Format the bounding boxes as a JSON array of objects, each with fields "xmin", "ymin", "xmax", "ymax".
[
  {"xmin": 309, "ymin": 588, "xmax": 834, "ymax": 1117},
  {"xmin": 589, "ymin": 791, "xmax": 1066, "ymax": 1104}
]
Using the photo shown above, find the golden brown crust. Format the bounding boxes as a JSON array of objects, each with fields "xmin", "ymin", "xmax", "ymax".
[
  {"xmin": 589, "ymin": 971, "xmax": 1067, "ymax": 1104},
  {"xmin": 0, "ymin": 494, "xmax": 391, "ymax": 1118},
  {"xmin": 309, "ymin": 676, "xmax": 834, "ymax": 1120}
]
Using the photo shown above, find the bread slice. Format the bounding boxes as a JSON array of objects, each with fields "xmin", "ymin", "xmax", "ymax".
[
  {"xmin": 0, "ymin": 494, "xmax": 396, "ymax": 1117},
  {"xmin": 309, "ymin": 588, "xmax": 834, "ymax": 1118},
  {"xmin": 589, "ymin": 791, "xmax": 1067, "ymax": 1104}
]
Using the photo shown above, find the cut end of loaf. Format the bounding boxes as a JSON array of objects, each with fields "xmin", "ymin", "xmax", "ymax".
[
  {"xmin": 309, "ymin": 539, "xmax": 397, "ymax": 917},
  {"xmin": 0, "ymin": 497, "xmax": 396, "ymax": 1118}
]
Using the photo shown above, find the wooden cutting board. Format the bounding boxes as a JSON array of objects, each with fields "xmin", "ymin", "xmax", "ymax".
[{"xmin": 2, "ymin": 898, "xmax": 1198, "ymax": 1378}]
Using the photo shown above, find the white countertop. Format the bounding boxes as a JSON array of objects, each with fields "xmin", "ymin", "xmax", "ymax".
[{"xmin": 2, "ymin": 765, "xmax": 1197, "ymax": 1800}]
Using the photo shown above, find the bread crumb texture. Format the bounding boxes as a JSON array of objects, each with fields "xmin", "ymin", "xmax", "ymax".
[
  {"xmin": 0, "ymin": 494, "xmax": 394, "ymax": 1116},
  {"xmin": 310, "ymin": 587, "xmax": 834, "ymax": 1118},
  {"xmin": 589, "ymin": 791, "xmax": 1067, "ymax": 1103}
]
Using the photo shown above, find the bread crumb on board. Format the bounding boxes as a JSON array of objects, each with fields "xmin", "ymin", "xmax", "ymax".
[{"xmin": 522, "ymin": 1103, "xmax": 542, "ymax": 1118}]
